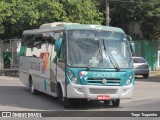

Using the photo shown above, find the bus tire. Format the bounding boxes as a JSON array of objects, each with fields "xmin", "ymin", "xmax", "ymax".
[
  {"xmin": 63, "ymin": 97, "xmax": 71, "ymax": 108},
  {"xmin": 112, "ymin": 99, "xmax": 120, "ymax": 107},
  {"xmin": 57, "ymin": 84, "xmax": 71, "ymax": 108},
  {"xmin": 29, "ymin": 77, "xmax": 39, "ymax": 95},
  {"xmin": 143, "ymin": 74, "xmax": 149, "ymax": 78},
  {"xmin": 57, "ymin": 83, "xmax": 63, "ymax": 104},
  {"xmin": 104, "ymin": 100, "xmax": 110, "ymax": 105}
]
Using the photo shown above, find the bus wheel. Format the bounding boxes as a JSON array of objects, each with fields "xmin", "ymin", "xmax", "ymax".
[
  {"xmin": 63, "ymin": 97, "xmax": 71, "ymax": 108},
  {"xmin": 57, "ymin": 84, "xmax": 63, "ymax": 104},
  {"xmin": 104, "ymin": 100, "xmax": 110, "ymax": 105},
  {"xmin": 112, "ymin": 99, "xmax": 120, "ymax": 107},
  {"xmin": 30, "ymin": 80, "xmax": 39, "ymax": 95},
  {"xmin": 57, "ymin": 84, "xmax": 71, "ymax": 108},
  {"xmin": 143, "ymin": 74, "xmax": 149, "ymax": 78}
]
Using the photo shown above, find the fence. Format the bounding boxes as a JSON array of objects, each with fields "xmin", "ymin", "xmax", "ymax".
[
  {"xmin": 158, "ymin": 40, "xmax": 160, "ymax": 67},
  {"xmin": 133, "ymin": 40, "xmax": 159, "ymax": 71},
  {"xmin": 0, "ymin": 39, "xmax": 21, "ymax": 70}
]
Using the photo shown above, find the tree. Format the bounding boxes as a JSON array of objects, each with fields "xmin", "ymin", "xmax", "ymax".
[
  {"xmin": 59, "ymin": 0, "xmax": 104, "ymax": 24},
  {"xmin": 0, "ymin": 1, "xmax": 9, "ymax": 35},
  {"xmin": 0, "ymin": 0, "xmax": 104, "ymax": 39},
  {"xmin": 102, "ymin": 0, "xmax": 160, "ymax": 40},
  {"xmin": 0, "ymin": 0, "xmax": 68, "ymax": 39}
]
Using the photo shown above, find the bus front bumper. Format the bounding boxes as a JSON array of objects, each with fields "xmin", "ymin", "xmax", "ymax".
[{"xmin": 67, "ymin": 84, "xmax": 134, "ymax": 100}]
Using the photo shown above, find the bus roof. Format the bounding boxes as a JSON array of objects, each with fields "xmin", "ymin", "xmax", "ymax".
[
  {"xmin": 64, "ymin": 24, "xmax": 124, "ymax": 33},
  {"xmin": 23, "ymin": 24, "xmax": 125, "ymax": 35}
]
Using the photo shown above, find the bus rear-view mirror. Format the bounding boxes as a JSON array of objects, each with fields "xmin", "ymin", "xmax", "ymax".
[
  {"xmin": 54, "ymin": 38, "xmax": 62, "ymax": 52},
  {"xmin": 126, "ymin": 35, "xmax": 132, "ymax": 41},
  {"xmin": 130, "ymin": 42, "xmax": 135, "ymax": 54}
]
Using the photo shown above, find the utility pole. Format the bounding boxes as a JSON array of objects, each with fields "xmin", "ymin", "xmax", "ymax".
[{"xmin": 106, "ymin": 0, "xmax": 110, "ymax": 26}]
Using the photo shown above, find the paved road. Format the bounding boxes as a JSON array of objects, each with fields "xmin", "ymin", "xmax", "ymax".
[{"xmin": 0, "ymin": 71, "xmax": 160, "ymax": 118}]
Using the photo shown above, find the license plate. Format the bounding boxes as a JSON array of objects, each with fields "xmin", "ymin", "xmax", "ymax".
[{"xmin": 97, "ymin": 95, "xmax": 110, "ymax": 100}]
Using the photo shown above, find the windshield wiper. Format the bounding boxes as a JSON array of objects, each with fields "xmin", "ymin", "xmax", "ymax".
[
  {"xmin": 103, "ymin": 40, "xmax": 120, "ymax": 71},
  {"xmin": 87, "ymin": 48, "xmax": 101, "ymax": 71}
]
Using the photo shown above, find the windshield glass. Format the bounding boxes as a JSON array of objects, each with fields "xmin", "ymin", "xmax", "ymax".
[
  {"xmin": 67, "ymin": 30, "xmax": 133, "ymax": 68},
  {"xmin": 133, "ymin": 57, "xmax": 146, "ymax": 63}
]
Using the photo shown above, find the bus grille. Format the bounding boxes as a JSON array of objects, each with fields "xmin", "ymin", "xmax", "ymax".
[
  {"xmin": 89, "ymin": 88, "xmax": 118, "ymax": 94},
  {"xmin": 87, "ymin": 78, "xmax": 121, "ymax": 85}
]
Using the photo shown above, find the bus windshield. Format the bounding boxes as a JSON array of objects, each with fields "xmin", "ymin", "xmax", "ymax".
[{"xmin": 67, "ymin": 30, "xmax": 133, "ymax": 69}]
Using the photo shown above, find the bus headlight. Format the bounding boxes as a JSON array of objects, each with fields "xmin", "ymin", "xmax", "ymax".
[
  {"xmin": 126, "ymin": 74, "xmax": 133, "ymax": 85},
  {"xmin": 69, "ymin": 72, "xmax": 74, "ymax": 78},
  {"xmin": 126, "ymin": 79, "xmax": 131, "ymax": 85},
  {"xmin": 68, "ymin": 71, "xmax": 78, "ymax": 84},
  {"xmin": 72, "ymin": 78, "xmax": 78, "ymax": 84}
]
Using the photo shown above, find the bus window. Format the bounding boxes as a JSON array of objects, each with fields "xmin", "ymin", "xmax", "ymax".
[
  {"xmin": 34, "ymin": 36, "xmax": 43, "ymax": 49},
  {"xmin": 57, "ymin": 42, "xmax": 65, "ymax": 71},
  {"xmin": 58, "ymin": 42, "xmax": 65, "ymax": 62},
  {"xmin": 27, "ymin": 35, "xmax": 35, "ymax": 48}
]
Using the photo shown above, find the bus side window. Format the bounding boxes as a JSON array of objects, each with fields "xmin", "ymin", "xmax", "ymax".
[
  {"xmin": 57, "ymin": 41, "xmax": 65, "ymax": 71},
  {"xmin": 34, "ymin": 36, "xmax": 43, "ymax": 49},
  {"xmin": 27, "ymin": 35, "xmax": 34, "ymax": 48},
  {"xmin": 58, "ymin": 42, "xmax": 65, "ymax": 62},
  {"xmin": 22, "ymin": 35, "xmax": 35, "ymax": 57}
]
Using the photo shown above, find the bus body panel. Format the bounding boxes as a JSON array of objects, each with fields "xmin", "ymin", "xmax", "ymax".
[
  {"xmin": 66, "ymin": 67, "xmax": 134, "ymax": 100},
  {"xmin": 19, "ymin": 56, "xmax": 66, "ymax": 98}
]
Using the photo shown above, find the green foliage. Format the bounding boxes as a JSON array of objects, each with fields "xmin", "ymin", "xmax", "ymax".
[
  {"xmin": 59, "ymin": 0, "xmax": 103, "ymax": 24},
  {"xmin": 0, "ymin": 1, "xmax": 8, "ymax": 34},
  {"xmin": 0, "ymin": 0, "xmax": 103, "ymax": 39},
  {"xmin": 0, "ymin": 0, "xmax": 68, "ymax": 38},
  {"xmin": 106, "ymin": 0, "xmax": 160, "ymax": 40},
  {"xmin": 0, "ymin": 0, "xmax": 160, "ymax": 40}
]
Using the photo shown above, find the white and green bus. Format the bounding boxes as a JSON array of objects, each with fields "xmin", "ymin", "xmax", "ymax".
[{"xmin": 19, "ymin": 22, "xmax": 135, "ymax": 108}]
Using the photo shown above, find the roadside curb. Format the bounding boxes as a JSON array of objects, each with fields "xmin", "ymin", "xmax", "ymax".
[
  {"xmin": 150, "ymin": 71, "xmax": 160, "ymax": 77},
  {"xmin": 0, "ymin": 76, "xmax": 19, "ymax": 81}
]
